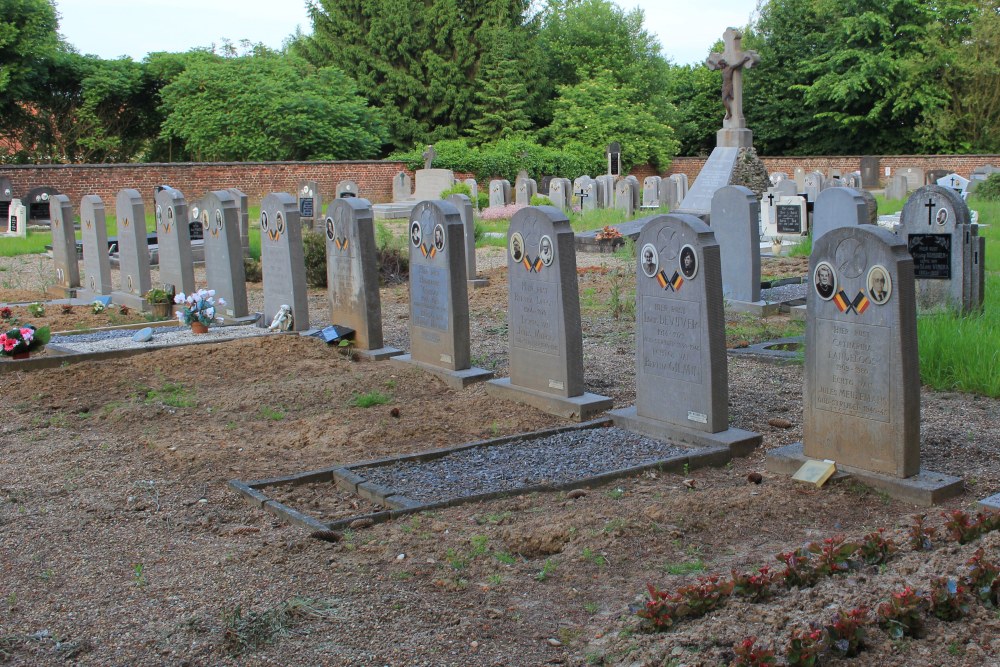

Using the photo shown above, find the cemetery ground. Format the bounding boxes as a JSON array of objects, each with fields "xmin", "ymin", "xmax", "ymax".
[{"xmin": 2, "ymin": 241, "xmax": 1000, "ymax": 666}]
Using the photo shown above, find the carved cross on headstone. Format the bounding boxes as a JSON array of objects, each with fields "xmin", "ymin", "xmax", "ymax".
[
  {"xmin": 422, "ymin": 145, "xmax": 436, "ymax": 170},
  {"xmin": 925, "ymin": 197, "xmax": 936, "ymax": 226},
  {"xmin": 706, "ymin": 28, "xmax": 760, "ymax": 129}
]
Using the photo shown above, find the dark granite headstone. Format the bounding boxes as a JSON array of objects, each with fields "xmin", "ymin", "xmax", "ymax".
[
  {"xmin": 25, "ymin": 186, "xmax": 59, "ymax": 222},
  {"xmin": 860, "ymin": 156, "xmax": 880, "ymax": 188}
]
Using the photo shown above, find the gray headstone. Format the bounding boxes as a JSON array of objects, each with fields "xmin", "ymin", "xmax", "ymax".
[
  {"xmin": 548, "ymin": 178, "xmax": 572, "ymax": 211},
  {"xmin": 297, "ymin": 180, "xmax": 321, "ymax": 231},
  {"xmin": 676, "ymin": 146, "xmax": 739, "ymax": 216},
  {"xmin": 793, "ymin": 167, "xmax": 807, "ymax": 190},
  {"xmin": 898, "ymin": 167, "xmax": 924, "ymax": 193},
  {"xmin": 201, "ymin": 190, "xmax": 249, "ymax": 318},
  {"xmin": 769, "ymin": 172, "xmax": 788, "ymax": 186},
  {"xmin": 625, "ymin": 175, "xmax": 641, "ymax": 210},
  {"xmin": 260, "ymin": 193, "xmax": 309, "ymax": 331},
  {"xmin": 925, "ymin": 168, "xmax": 950, "ymax": 186},
  {"xmin": 77, "ymin": 195, "xmax": 112, "ymax": 301},
  {"xmin": 515, "ymin": 177, "xmax": 537, "ymax": 206},
  {"xmin": 447, "ymin": 193, "xmax": 481, "ymax": 285},
  {"xmin": 899, "ymin": 185, "xmax": 982, "ymax": 313},
  {"xmin": 885, "ymin": 173, "xmax": 909, "ymax": 202},
  {"xmin": 812, "ymin": 187, "xmax": 872, "ymax": 243},
  {"xmin": 579, "ymin": 177, "xmax": 598, "ymax": 212},
  {"xmin": 226, "ymin": 187, "xmax": 250, "ymax": 255},
  {"xmin": 486, "ymin": 206, "xmax": 612, "ymax": 419},
  {"xmin": 111, "ymin": 189, "xmax": 151, "ymax": 310},
  {"xmin": 614, "ymin": 180, "xmax": 635, "ymax": 216},
  {"xmin": 804, "ymin": 225, "xmax": 919, "ymax": 477},
  {"xmin": 49, "ymin": 194, "xmax": 80, "ymax": 292},
  {"xmin": 489, "ymin": 179, "xmax": 511, "ymax": 208},
  {"xmin": 325, "ymin": 198, "xmax": 388, "ymax": 352},
  {"xmin": 711, "ymin": 186, "xmax": 760, "ymax": 303},
  {"xmin": 154, "ymin": 187, "xmax": 195, "ymax": 299},
  {"xmin": 775, "ymin": 179, "xmax": 798, "ymax": 197},
  {"xmin": 336, "ymin": 179, "xmax": 360, "ymax": 198},
  {"xmin": 393, "ymin": 171, "xmax": 413, "ymax": 201},
  {"xmin": 642, "ymin": 176, "xmax": 662, "ymax": 208},
  {"xmin": 463, "ymin": 178, "xmax": 478, "ymax": 204},
  {"xmin": 412, "ymin": 168, "xmax": 456, "ymax": 201},
  {"xmin": 803, "ymin": 171, "xmax": 825, "ymax": 202},
  {"xmin": 595, "ymin": 175, "xmax": 615, "ymax": 208},
  {"xmin": 665, "ymin": 174, "xmax": 686, "ymax": 210},
  {"xmin": 860, "ymin": 156, "xmax": 880, "ymax": 188},
  {"xmin": 842, "ymin": 172, "xmax": 862, "ymax": 189}
]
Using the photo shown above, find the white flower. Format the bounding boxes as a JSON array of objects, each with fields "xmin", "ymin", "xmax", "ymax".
[
  {"xmin": 176, "ymin": 312, "xmax": 185, "ymax": 324},
  {"xmin": 174, "ymin": 293, "xmax": 186, "ymax": 304},
  {"xmin": 217, "ymin": 297, "xmax": 226, "ymax": 306},
  {"xmin": 206, "ymin": 307, "xmax": 215, "ymax": 318},
  {"xmin": 207, "ymin": 290, "xmax": 216, "ymax": 297}
]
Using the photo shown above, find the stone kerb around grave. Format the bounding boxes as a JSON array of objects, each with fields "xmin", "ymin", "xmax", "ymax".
[
  {"xmin": 765, "ymin": 225, "xmax": 962, "ymax": 505},
  {"xmin": 899, "ymin": 185, "xmax": 982, "ymax": 314},
  {"xmin": 76, "ymin": 195, "xmax": 112, "ymax": 303},
  {"xmin": 390, "ymin": 200, "xmax": 493, "ymax": 389},
  {"xmin": 47, "ymin": 194, "xmax": 80, "ymax": 299},
  {"xmin": 200, "ymin": 190, "xmax": 249, "ymax": 319},
  {"xmin": 610, "ymin": 213, "xmax": 762, "ymax": 456},
  {"xmin": 324, "ymin": 197, "xmax": 402, "ymax": 360},
  {"xmin": 485, "ymin": 206, "xmax": 613, "ymax": 421},
  {"xmin": 154, "ymin": 187, "xmax": 195, "ymax": 300},
  {"xmin": 260, "ymin": 192, "xmax": 309, "ymax": 332},
  {"xmin": 110, "ymin": 188, "xmax": 152, "ymax": 310}
]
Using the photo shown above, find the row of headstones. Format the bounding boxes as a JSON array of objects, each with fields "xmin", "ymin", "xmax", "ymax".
[
  {"xmin": 487, "ymin": 173, "xmax": 690, "ymax": 215},
  {"xmin": 885, "ymin": 168, "xmax": 998, "ymax": 201},
  {"xmin": 0, "ymin": 178, "xmax": 61, "ymax": 229},
  {"xmin": 294, "ymin": 179, "xmax": 365, "ymax": 231}
]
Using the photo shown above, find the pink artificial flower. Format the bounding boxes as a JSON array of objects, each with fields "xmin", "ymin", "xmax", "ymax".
[
  {"xmin": 19, "ymin": 328, "xmax": 33, "ymax": 343},
  {"xmin": 2, "ymin": 335, "xmax": 16, "ymax": 352}
]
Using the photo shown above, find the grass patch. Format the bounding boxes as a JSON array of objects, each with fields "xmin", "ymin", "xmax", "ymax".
[
  {"xmin": 662, "ymin": 558, "xmax": 706, "ymax": 575},
  {"xmin": 258, "ymin": 406, "xmax": 286, "ymax": 421},
  {"xmin": 223, "ymin": 597, "xmax": 338, "ymax": 655},
  {"xmin": 348, "ymin": 391, "xmax": 391, "ymax": 408},
  {"xmin": 726, "ymin": 312, "xmax": 804, "ymax": 347},
  {"xmin": 143, "ymin": 382, "xmax": 196, "ymax": 408}
]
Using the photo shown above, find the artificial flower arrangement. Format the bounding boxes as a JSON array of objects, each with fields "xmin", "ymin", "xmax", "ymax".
[
  {"xmin": 91, "ymin": 301, "xmax": 106, "ymax": 314},
  {"xmin": 1, "ymin": 323, "xmax": 51, "ymax": 357},
  {"xmin": 175, "ymin": 289, "xmax": 225, "ymax": 326}
]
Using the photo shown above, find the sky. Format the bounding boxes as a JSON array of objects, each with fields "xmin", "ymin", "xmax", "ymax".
[{"xmin": 54, "ymin": 0, "xmax": 759, "ymax": 66}]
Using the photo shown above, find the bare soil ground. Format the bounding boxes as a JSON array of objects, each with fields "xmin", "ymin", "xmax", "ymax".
[{"xmin": 1, "ymin": 251, "xmax": 999, "ymax": 666}]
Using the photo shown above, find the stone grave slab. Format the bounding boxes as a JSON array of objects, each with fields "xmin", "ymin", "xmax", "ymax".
[
  {"xmin": 154, "ymin": 188, "xmax": 195, "ymax": 300},
  {"xmin": 447, "ymin": 193, "xmax": 487, "ymax": 289},
  {"xmin": 110, "ymin": 189, "xmax": 152, "ymax": 310},
  {"xmin": 324, "ymin": 198, "xmax": 401, "ymax": 359},
  {"xmin": 260, "ymin": 193, "xmax": 309, "ymax": 332},
  {"xmin": 201, "ymin": 190, "xmax": 249, "ymax": 319},
  {"xmin": 486, "ymin": 206, "xmax": 612, "ymax": 420},
  {"xmin": 812, "ymin": 187, "xmax": 872, "ymax": 243},
  {"xmin": 489, "ymin": 179, "xmax": 511, "ymax": 208},
  {"xmin": 610, "ymin": 213, "xmax": 762, "ymax": 455},
  {"xmin": 76, "ymin": 195, "xmax": 112, "ymax": 302},
  {"xmin": 47, "ymin": 194, "xmax": 80, "ymax": 299},
  {"xmin": 391, "ymin": 200, "xmax": 492, "ymax": 388},
  {"xmin": 548, "ymin": 178, "xmax": 572, "ymax": 211},
  {"xmin": 711, "ymin": 186, "xmax": 775, "ymax": 315},
  {"xmin": 675, "ymin": 146, "xmax": 739, "ymax": 219},
  {"xmin": 626, "ymin": 175, "xmax": 641, "ymax": 210},
  {"xmin": 765, "ymin": 225, "xmax": 962, "ymax": 505}
]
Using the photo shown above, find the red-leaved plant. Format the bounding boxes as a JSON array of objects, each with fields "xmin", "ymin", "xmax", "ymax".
[
  {"xmin": 730, "ymin": 636, "xmax": 777, "ymax": 666},
  {"xmin": 732, "ymin": 566, "xmax": 779, "ymax": 601},
  {"xmin": 908, "ymin": 514, "xmax": 936, "ymax": 551},
  {"xmin": 928, "ymin": 577, "xmax": 971, "ymax": 621},
  {"xmin": 963, "ymin": 548, "xmax": 1000, "ymax": 606},
  {"xmin": 825, "ymin": 607, "xmax": 869, "ymax": 658},
  {"xmin": 776, "ymin": 548, "xmax": 820, "ymax": 588},
  {"xmin": 635, "ymin": 576, "xmax": 735, "ymax": 631},
  {"xmin": 857, "ymin": 528, "xmax": 897, "ymax": 565},
  {"xmin": 809, "ymin": 535, "xmax": 859, "ymax": 576},
  {"xmin": 876, "ymin": 586, "xmax": 927, "ymax": 639},
  {"xmin": 785, "ymin": 624, "xmax": 826, "ymax": 667},
  {"xmin": 943, "ymin": 509, "xmax": 982, "ymax": 544}
]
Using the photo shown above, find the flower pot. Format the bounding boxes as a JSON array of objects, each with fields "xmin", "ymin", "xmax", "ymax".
[
  {"xmin": 151, "ymin": 302, "xmax": 172, "ymax": 319},
  {"xmin": 190, "ymin": 321, "xmax": 209, "ymax": 335},
  {"xmin": 772, "ymin": 243, "xmax": 782, "ymax": 256}
]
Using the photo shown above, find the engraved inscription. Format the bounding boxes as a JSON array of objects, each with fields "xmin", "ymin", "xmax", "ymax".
[
  {"xmin": 776, "ymin": 204, "xmax": 802, "ymax": 233},
  {"xmin": 907, "ymin": 233, "xmax": 952, "ymax": 280},
  {"xmin": 815, "ymin": 318, "xmax": 890, "ymax": 423},
  {"xmin": 411, "ymin": 264, "xmax": 449, "ymax": 332},
  {"xmin": 510, "ymin": 275, "xmax": 559, "ymax": 356},
  {"xmin": 640, "ymin": 296, "xmax": 703, "ymax": 383}
]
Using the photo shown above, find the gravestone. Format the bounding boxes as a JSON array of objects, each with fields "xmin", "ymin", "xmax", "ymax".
[
  {"xmin": 764, "ymin": 194, "xmax": 807, "ymax": 241},
  {"xmin": 775, "ymin": 179, "xmax": 798, "ymax": 197},
  {"xmin": 297, "ymin": 181, "xmax": 321, "ymax": 231},
  {"xmin": 712, "ymin": 186, "xmax": 771, "ymax": 314},
  {"xmin": 885, "ymin": 173, "xmax": 909, "ymax": 201},
  {"xmin": 625, "ymin": 175, "xmax": 641, "ymax": 210},
  {"xmin": 411, "ymin": 167, "xmax": 456, "ymax": 201},
  {"xmin": 766, "ymin": 225, "xmax": 962, "ymax": 505},
  {"xmin": 860, "ymin": 156, "xmax": 880, "ymax": 188},
  {"xmin": 393, "ymin": 171, "xmax": 413, "ymax": 201},
  {"xmin": 812, "ymin": 187, "xmax": 872, "ymax": 243},
  {"xmin": 259, "ymin": 193, "xmax": 309, "ymax": 331},
  {"xmin": 47, "ymin": 194, "xmax": 80, "ymax": 299},
  {"xmin": 898, "ymin": 167, "xmax": 924, "ymax": 193},
  {"xmin": 2, "ymin": 199, "xmax": 26, "ymax": 237},
  {"xmin": 488, "ymin": 179, "xmax": 511, "ymax": 208},
  {"xmin": 937, "ymin": 173, "xmax": 970, "ymax": 198},
  {"xmin": 515, "ymin": 176, "xmax": 537, "ymax": 206},
  {"xmin": 642, "ymin": 176, "xmax": 662, "ymax": 208},
  {"xmin": 793, "ymin": 167, "xmax": 807, "ymax": 190},
  {"xmin": 607, "ymin": 141, "xmax": 621, "ymax": 176},
  {"xmin": 391, "ymin": 200, "xmax": 493, "ymax": 388},
  {"xmin": 615, "ymin": 179, "xmax": 635, "ymax": 216},
  {"xmin": 925, "ymin": 168, "xmax": 950, "ymax": 186},
  {"xmin": 675, "ymin": 147, "xmax": 738, "ymax": 217},
  {"xmin": 486, "ymin": 206, "xmax": 612, "ymax": 420},
  {"xmin": 610, "ymin": 213, "xmax": 762, "ymax": 455},
  {"xmin": 336, "ymin": 179, "xmax": 359, "ymax": 199},
  {"xmin": 76, "ymin": 195, "xmax": 112, "ymax": 302},
  {"xmin": 899, "ymin": 185, "xmax": 983, "ymax": 313},
  {"xmin": 463, "ymin": 178, "xmax": 478, "ymax": 204},
  {"xmin": 25, "ymin": 186, "xmax": 59, "ymax": 223},
  {"xmin": 580, "ymin": 177, "xmax": 599, "ymax": 212},
  {"xmin": 0, "ymin": 176, "xmax": 12, "ymax": 220},
  {"xmin": 828, "ymin": 168, "xmax": 842, "ymax": 180},
  {"xmin": 666, "ymin": 174, "xmax": 687, "ymax": 209},
  {"xmin": 201, "ymin": 190, "xmax": 249, "ymax": 319},
  {"xmin": 324, "ymin": 198, "xmax": 400, "ymax": 358},
  {"xmin": 769, "ymin": 172, "xmax": 788, "ymax": 186},
  {"xmin": 447, "ymin": 193, "xmax": 488, "ymax": 289},
  {"xmin": 539, "ymin": 176, "xmax": 553, "ymax": 195},
  {"xmin": 226, "ymin": 187, "xmax": 250, "ymax": 256},
  {"xmin": 110, "ymin": 189, "xmax": 152, "ymax": 310},
  {"xmin": 803, "ymin": 171, "xmax": 825, "ymax": 202},
  {"xmin": 548, "ymin": 178, "xmax": 572, "ymax": 211},
  {"xmin": 595, "ymin": 175, "xmax": 615, "ymax": 208},
  {"xmin": 155, "ymin": 187, "xmax": 195, "ymax": 299}
]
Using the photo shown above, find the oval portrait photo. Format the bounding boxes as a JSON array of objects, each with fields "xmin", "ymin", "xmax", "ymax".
[
  {"xmin": 936, "ymin": 207, "xmax": 949, "ymax": 225},
  {"xmin": 679, "ymin": 244, "xmax": 698, "ymax": 280},
  {"xmin": 538, "ymin": 235, "xmax": 554, "ymax": 266},
  {"xmin": 409, "ymin": 220, "xmax": 421, "ymax": 247},
  {"xmin": 814, "ymin": 261, "xmax": 837, "ymax": 300},
  {"xmin": 433, "ymin": 224, "xmax": 445, "ymax": 251},
  {"xmin": 640, "ymin": 243, "xmax": 659, "ymax": 278},
  {"xmin": 867, "ymin": 264, "xmax": 892, "ymax": 304},
  {"xmin": 509, "ymin": 232, "xmax": 525, "ymax": 263}
]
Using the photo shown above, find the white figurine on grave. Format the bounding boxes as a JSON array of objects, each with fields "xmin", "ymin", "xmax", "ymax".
[{"xmin": 268, "ymin": 304, "xmax": 293, "ymax": 332}]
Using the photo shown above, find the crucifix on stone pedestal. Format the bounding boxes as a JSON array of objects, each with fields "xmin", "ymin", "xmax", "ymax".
[
  {"xmin": 706, "ymin": 28, "xmax": 759, "ymax": 130},
  {"xmin": 422, "ymin": 145, "xmax": 436, "ymax": 170}
]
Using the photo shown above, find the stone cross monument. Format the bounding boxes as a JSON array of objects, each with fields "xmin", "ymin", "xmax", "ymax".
[{"xmin": 706, "ymin": 27, "xmax": 759, "ymax": 148}]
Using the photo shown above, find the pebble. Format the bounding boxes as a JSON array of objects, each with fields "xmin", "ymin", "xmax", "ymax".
[
  {"xmin": 547, "ymin": 638, "xmax": 562, "ymax": 647},
  {"xmin": 131, "ymin": 327, "xmax": 153, "ymax": 342}
]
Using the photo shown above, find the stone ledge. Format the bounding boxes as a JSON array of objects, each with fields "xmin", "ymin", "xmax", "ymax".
[
  {"xmin": 389, "ymin": 354, "xmax": 493, "ymax": 389},
  {"xmin": 609, "ymin": 406, "xmax": 762, "ymax": 457},
  {"xmin": 355, "ymin": 346, "xmax": 404, "ymax": 361},
  {"xmin": 485, "ymin": 377, "xmax": 612, "ymax": 422}
]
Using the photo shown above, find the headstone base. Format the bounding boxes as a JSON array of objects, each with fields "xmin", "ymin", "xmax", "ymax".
[
  {"xmin": 609, "ymin": 406, "xmax": 761, "ymax": 457},
  {"xmin": 390, "ymin": 354, "xmax": 493, "ymax": 390},
  {"xmin": 485, "ymin": 378, "xmax": 613, "ymax": 422},
  {"xmin": 468, "ymin": 278, "xmax": 490, "ymax": 290},
  {"xmin": 356, "ymin": 346, "xmax": 405, "ymax": 361},
  {"xmin": 765, "ymin": 442, "xmax": 964, "ymax": 507},
  {"xmin": 46, "ymin": 285, "xmax": 77, "ymax": 300},
  {"xmin": 724, "ymin": 299, "xmax": 781, "ymax": 316},
  {"xmin": 110, "ymin": 292, "xmax": 147, "ymax": 311},
  {"xmin": 788, "ymin": 305, "xmax": 807, "ymax": 321},
  {"xmin": 717, "ymin": 128, "xmax": 754, "ymax": 148},
  {"xmin": 979, "ymin": 493, "xmax": 1000, "ymax": 512}
]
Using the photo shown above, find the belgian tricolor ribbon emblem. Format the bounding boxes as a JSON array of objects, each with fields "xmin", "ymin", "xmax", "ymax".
[
  {"xmin": 521, "ymin": 255, "xmax": 543, "ymax": 272},
  {"xmin": 421, "ymin": 243, "xmax": 436, "ymax": 259},
  {"xmin": 334, "ymin": 237, "xmax": 349, "ymax": 251},
  {"xmin": 834, "ymin": 290, "xmax": 870, "ymax": 315},
  {"xmin": 655, "ymin": 270, "xmax": 683, "ymax": 292}
]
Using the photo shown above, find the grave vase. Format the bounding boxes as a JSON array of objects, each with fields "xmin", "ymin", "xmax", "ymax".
[
  {"xmin": 12, "ymin": 350, "xmax": 30, "ymax": 360},
  {"xmin": 190, "ymin": 321, "xmax": 209, "ymax": 335}
]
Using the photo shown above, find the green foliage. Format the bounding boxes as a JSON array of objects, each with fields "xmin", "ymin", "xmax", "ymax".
[
  {"xmin": 440, "ymin": 182, "xmax": 473, "ymax": 200},
  {"xmin": 159, "ymin": 47, "xmax": 385, "ymax": 161},
  {"xmin": 302, "ymin": 230, "xmax": 328, "ymax": 288},
  {"xmin": 348, "ymin": 391, "xmax": 391, "ymax": 408},
  {"xmin": 529, "ymin": 194, "xmax": 554, "ymax": 206},
  {"xmin": 467, "ymin": 26, "xmax": 534, "ymax": 144},
  {"xmin": 974, "ymin": 174, "xmax": 1000, "ymax": 202},
  {"xmin": 663, "ymin": 64, "xmax": 722, "ymax": 157}
]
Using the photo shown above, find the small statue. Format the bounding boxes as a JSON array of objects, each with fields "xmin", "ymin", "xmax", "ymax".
[
  {"xmin": 268, "ymin": 304, "xmax": 293, "ymax": 332},
  {"xmin": 422, "ymin": 144, "xmax": 436, "ymax": 170}
]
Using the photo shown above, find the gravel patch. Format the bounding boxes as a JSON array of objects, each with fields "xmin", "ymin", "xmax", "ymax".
[
  {"xmin": 356, "ymin": 426, "xmax": 687, "ymax": 503},
  {"xmin": 761, "ymin": 282, "xmax": 807, "ymax": 303},
  {"xmin": 50, "ymin": 323, "xmax": 277, "ymax": 353}
]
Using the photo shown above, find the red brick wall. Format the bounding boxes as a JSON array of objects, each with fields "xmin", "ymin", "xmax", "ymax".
[{"xmin": 654, "ymin": 154, "xmax": 1000, "ymax": 186}]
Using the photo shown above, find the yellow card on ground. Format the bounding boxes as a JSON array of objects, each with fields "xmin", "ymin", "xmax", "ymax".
[{"xmin": 792, "ymin": 459, "xmax": 837, "ymax": 488}]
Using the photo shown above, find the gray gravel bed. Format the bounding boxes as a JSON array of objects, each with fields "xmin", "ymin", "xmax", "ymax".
[
  {"xmin": 760, "ymin": 282, "xmax": 807, "ymax": 303},
  {"xmin": 50, "ymin": 324, "xmax": 276, "ymax": 353},
  {"xmin": 355, "ymin": 426, "xmax": 687, "ymax": 503}
]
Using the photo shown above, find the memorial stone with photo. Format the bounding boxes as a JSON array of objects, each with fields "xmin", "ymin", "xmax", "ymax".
[
  {"xmin": 547, "ymin": 178, "xmax": 572, "ymax": 211},
  {"xmin": 260, "ymin": 192, "xmax": 309, "ymax": 331},
  {"xmin": 297, "ymin": 181, "xmax": 321, "ymax": 231},
  {"xmin": 76, "ymin": 195, "xmax": 112, "ymax": 302},
  {"xmin": 201, "ymin": 190, "xmax": 249, "ymax": 319},
  {"xmin": 488, "ymin": 179, "xmax": 511, "ymax": 208},
  {"xmin": 3, "ymin": 199, "xmax": 26, "ymax": 237},
  {"xmin": 110, "ymin": 189, "xmax": 152, "ymax": 311},
  {"xmin": 154, "ymin": 187, "xmax": 195, "ymax": 299}
]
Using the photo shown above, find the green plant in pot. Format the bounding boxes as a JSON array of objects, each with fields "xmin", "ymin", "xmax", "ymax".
[{"xmin": 145, "ymin": 288, "xmax": 174, "ymax": 320}]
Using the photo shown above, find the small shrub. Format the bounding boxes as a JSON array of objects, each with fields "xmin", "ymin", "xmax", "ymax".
[
  {"xmin": 60, "ymin": 304, "xmax": 73, "ymax": 315},
  {"xmin": 243, "ymin": 257, "xmax": 262, "ymax": 282},
  {"xmin": 440, "ymin": 182, "xmax": 472, "ymax": 200},
  {"xmin": 877, "ymin": 586, "xmax": 927, "ymax": 639},
  {"xmin": 943, "ymin": 509, "xmax": 981, "ymax": 544},
  {"xmin": 973, "ymin": 173, "xmax": 1000, "ymax": 201},
  {"xmin": 908, "ymin": 513, "xmax": 936, "ymax": 551},
  {"xmin": 302, "ymin": 230, "xmax": 328, "ymax": 288},
  {"xmin": 928, "ymin": 577, "xmax": 971, "ymax": 620},
  {"xmin": 530, "ymin": 194, "xmax": 554, "ymax": 207},
  {"xmin": 731, "ymin": 566, "xmax": 779, "ymax": 601},
  {"xmin": 809, "ymin": 535, "xmax": 859, "ymax": 576},
  {"xmin": 730, "ymin": 636, "xmax": 777, "ymax": 666},
  {"xmin": 857, "ymin": 528, "xmax": 897, "ymax": 565},
  {"xmin": 963, "ymin": 548, "xmax": 1000, "ymax": 606},
  {"xmin": 785, "ymin": 624, "xmax": 826, "ymax": 667},
  {"xmin": 776, "ymin": 547, "xmax": 820, "ymax": 588},
  {"xmin": 825, "ymin": 607, "xmax": 869, "ymax": 658},
  {"xmin": 476, "ymin": 191, "xmax": 489, "ymax": 209},
  {"xmin": 27, "ymin": 302, "xmax": 44, "ymax": 317},
  {"xmin": 0, "ymin": 306, "xmax": 11, "ymax": 319}
]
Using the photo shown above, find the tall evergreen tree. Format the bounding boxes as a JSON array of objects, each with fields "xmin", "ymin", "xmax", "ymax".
[{"xmin": 466, "ymin": 26, "xmax": 532, "ymax": 144}]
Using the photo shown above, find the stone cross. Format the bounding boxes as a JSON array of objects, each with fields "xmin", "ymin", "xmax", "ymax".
[
  {"xmin": 422, "ymin": 145, "xmax": 436, "ymax": 170},
  {"xmin": 706, "ymin": 28, "xmax": 759, "ymax": 129}
]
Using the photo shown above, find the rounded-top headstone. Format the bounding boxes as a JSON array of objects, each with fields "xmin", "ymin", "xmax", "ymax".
[{"xmin": 812, "ymin": 187, "xmax": 872, "ymax": 243}]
